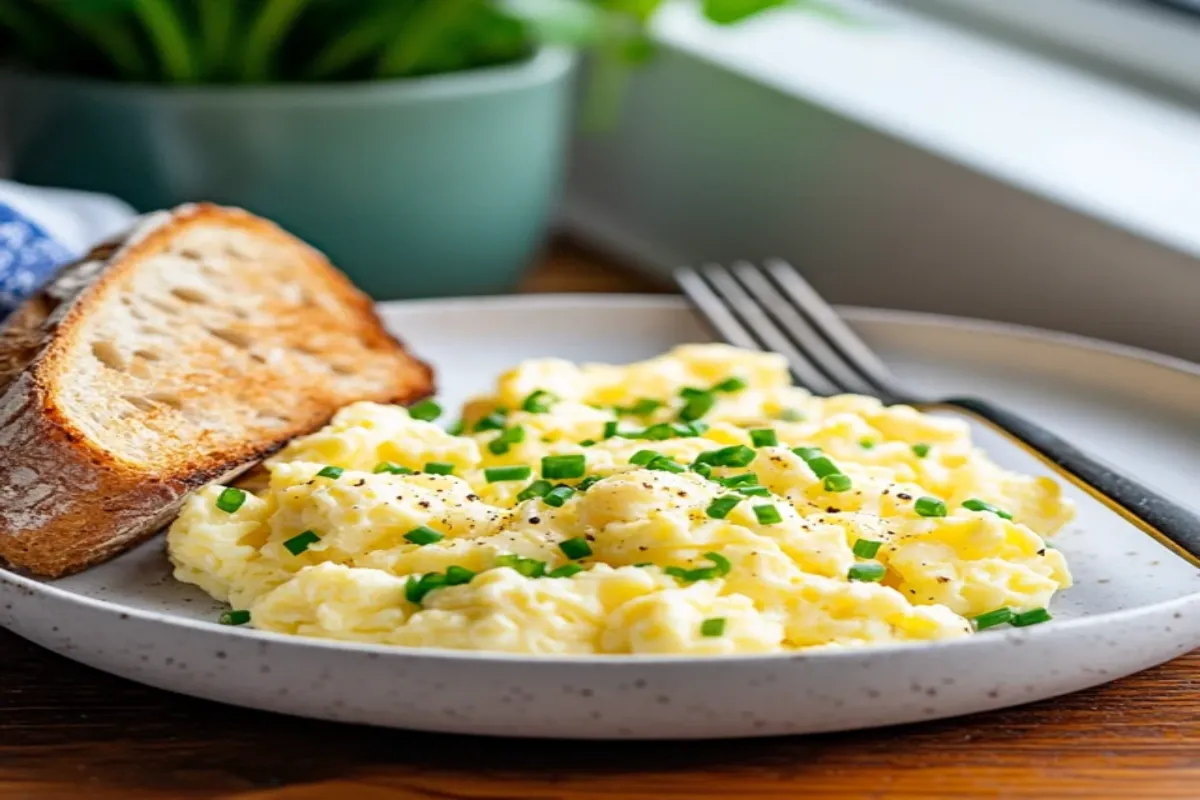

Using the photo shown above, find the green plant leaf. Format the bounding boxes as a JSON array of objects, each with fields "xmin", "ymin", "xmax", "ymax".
[
  {"xmin": 305, "ymin": 0, "xmax": 417, "ymax": 80},
  {"xmin": 131, "ymin": 0, "xmax": 198, "ymax": 82},
  {"xmin": 375, "ymin": 0, "xmax": 482, "ymax": 79},
  {"xmin": 701, "ymin": 0, "xmax": 790, "ymax": 25},
  {"xmin": 197, "ymin": 0, "xmax": 237, "ymax": 80},
  {"xmin": 242, "ymin": 0, "xmax": 316, "ymax": 82}
]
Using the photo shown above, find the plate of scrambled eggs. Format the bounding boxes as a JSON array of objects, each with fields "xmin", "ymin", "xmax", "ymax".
[{"xmin": 3, "ymin": 296, "xmax": 1197, "ymax": 738}]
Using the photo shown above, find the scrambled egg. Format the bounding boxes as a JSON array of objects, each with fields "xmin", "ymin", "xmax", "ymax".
[{"xmin": 168, "ymin": 345, "xmax": 1073, "ymax": 654}]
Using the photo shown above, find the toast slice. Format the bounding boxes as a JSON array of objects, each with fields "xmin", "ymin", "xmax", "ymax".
[{"xmin": 0, "ymin": 203, "xmax": 433, "ymax": 577}]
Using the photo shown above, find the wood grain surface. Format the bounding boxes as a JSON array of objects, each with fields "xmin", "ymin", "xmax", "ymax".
[{"xmin": 1, "ymin": 238, "xmax": 1196, "ymax": 800}]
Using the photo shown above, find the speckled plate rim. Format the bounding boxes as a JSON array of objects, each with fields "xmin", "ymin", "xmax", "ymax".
[{"xmin": 2, "ymin": 298, "xmax": 1197, "ymax": 666}]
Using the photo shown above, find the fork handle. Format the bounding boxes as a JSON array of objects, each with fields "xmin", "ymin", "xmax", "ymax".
[{"xmin": 942, "ymin": 397, "xmax": 1200, "ymax": 563}]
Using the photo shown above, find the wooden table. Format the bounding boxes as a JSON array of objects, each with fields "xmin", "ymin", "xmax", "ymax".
[{"xmin": 2, "ymin": 240, "xmax": 1196, "ymax": 799}]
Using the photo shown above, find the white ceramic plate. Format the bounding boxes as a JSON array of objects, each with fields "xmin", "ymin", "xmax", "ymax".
[{"xmin": 2, "ymin": 296, "xmax": 1198, "ymax": 739}]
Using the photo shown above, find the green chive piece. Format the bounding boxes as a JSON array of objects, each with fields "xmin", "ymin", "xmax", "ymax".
[
  {"xmin": 713, "ymin": 377, "xmax": 747, "ymax": 393},
  {"xmin": 630, "ymin": 398, "xmax": 662, "ymax": 416},
  {"xmin": 713, "ymin": 445, "xmax": 757, "ymax": 467},
  {"xmin": 373, "ymin": 461, "xmax": 413, "ymax": 475},
  {"xmin": 750, "ymin": 428, "xmax": 778, "ymax": 448},
  {"xmin": 542, "ymin": 454, "xmax": 586, "ymax": 479},
  {"xmin": 852, "ymin": 539, "xmax": 882, "ymax": 559},
  {"xmin": 404, "ymin": 526, "xmax": 444, "ymax": 546},
  {"xmin": 706, "ymin": 496, "xmax": 742, "ymax": 519},
  {"xmin": 215, "ymin": 486, "xmax": 246, "ymax": 513},
  {"xmin": 972, "ymin": 607, "xmax": 1013, "ymax": 630},
  {"xmin": 848, "ymin": 562, "xmax": 886, "ymax": 582},
  {"xmin": 672, "ymin": 421, "xmax": 708, "ymax": 437},
  {"xmin": 445, "ymin": 565, "xmax": 476, "ymax": 586},
  {"xmin": 576, "ymin": 475, "xmax": 603, "ymax": 492},
  {"xmin": 753, "ymin": 504, "xmax": 782, "ymax": 525},
  {"xmin": 517, "ymin": 479, "xmax": 554, "ymax": 500},
  {"xmin": 639, "ymin": 422, "xmax": 675, "ymax": 441},
  {"xmin": 777, "ymin": 408, "xmax": 805, "ymax": 422},
  {"xmin": 680, "ymin": 386, "xmax": 708, "ymax": 399},
  {"xmin": 700, "ymin": 617, "xmax": 727, "ymax": 637},
  {"xmin": 219, "ymin": 609, "xmax": 251, "ymax": 626},
  {"xmin": 824, "ymin": 474, "xmax": 853, "ymax": 493},
  {"xmin": 738, "ymin": 485, "xmax": 771, "ymax": 497},
  {"xmin": 630, "ymin": 449, "xmax": 662, "ymax": 466},
  {"xmin": 473, "ymin": 410, "xmax": 508, "ymax": 432},
  {"xmin": 549, "ymin": 564, "xmax": 584, "ymax": 578},
  {"xmin": 664, "ymin": 566, "xmax": 691, "ymax": 580},
  {"xmin": 912, "ymin": 443, "xmax": 931, "ymax": 458},
  {"xmin": 665, "ymin": 551, "xmax": 733, "ymax": 583},
  {"xmin": 485, "ymin": 465, "xmax": 532, "ymax": 483},
  {"xmin": 579, "ymin": 439, "xmax": 596, "ymax": 447},
  {"xmin": 1011, "ymin": 608, "xmax": 1052, "ymax": 627},
  {"xmin": 692, "ymin": 462, "xmax": 714, "ymax": 479},
  {"xmin": 859, "ymin": 438, "xmax": 876, "ymax": 450},
  {"xmin": 522, "ymin": 389, "xmax": 559, "ymax": 413},
  {"xmin": 717, "ymin": 472, "xmax": 758, "ymax": 487},
  {"xmin": 559, "ymin": 537, "xmax": 592, "ymax": 560},
  {"xmin": 914, "ymin": 496, "xmax": 948, "ymax": 517},
  {"xmin": 805, "ymin": 456, "xmax": 841, "ymax": 479},
  {"xmin": 679, "ymin": 392, "xmax": 716, "ymax": 422},
  {"xmin": 603, "ymin": 421, "xmax": 620, "ymax": 439},
  {"xmin": 633, "ymin": 562, "xmax": 654, "ymax": 567},
  {"xmin": 495, "ymin": 554, "xmax": 547, "ymax": 578},
  {"xmin": 962, "ymin": 498, "xmax": 1014, "ymax": 520},
  {"xmin": 405, "ymin": 572, "xmax": 449, "ymax": 605},
  {"xmin": 317, "ymin": 466, "xmax": 344, "ymax": 480},
  {"xmin": 283, "ymin": 530, "xmax": 320, "ymax": 556},
  {"xmin": 647, "ymin": 456, "xmax": 686, "ymax": 474},
  {"xmin": 543, "ymin": 485, "xmax": 576, "ymax": 507},
  {"xmin": 408, "ymin": 399, "xmax": 442, "ymax": 422},
  {"xmin": 488, "ymin": 425, "xmax": 527, "ymax": 455},
  {"xmin": 424, "ymin": 462, "xmax": 455, "ymax": 476},
  {"xmin": 792, "ymin": 446, "xmax": 823, "ymax": 461},
  {"xmin": 446, "ymin": 420, "xmax": 465, "ymax": 436}
]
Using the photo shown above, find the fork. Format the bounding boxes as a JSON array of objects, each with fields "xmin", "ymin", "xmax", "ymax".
[{"xmin": 676, "ymin": 260, "xmax": 1200, "ymax": 565}]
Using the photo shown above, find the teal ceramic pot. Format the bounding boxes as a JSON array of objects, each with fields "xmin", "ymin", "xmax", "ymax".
[{"xmin": 3, "ymin": 49, "xmax": 575, "ymax": 299}]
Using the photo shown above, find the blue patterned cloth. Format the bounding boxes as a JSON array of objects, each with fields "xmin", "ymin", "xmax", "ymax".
[{"xmin": 0, "ymin": 202, "xmax": 75, "ymax": 318}]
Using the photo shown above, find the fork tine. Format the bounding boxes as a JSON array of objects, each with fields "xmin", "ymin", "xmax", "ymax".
[
  {"xmin": 763, "ymin": 259, "xmax": 904, "ymax": 398},
  {"xmin": 675, "ymin": 266, "xmax": 764, "ymax": 352},
  {"xmin": 680, "ymin": 265, "xmax": 842, "ymax": 395},
  {"xmin": 729, "ymin": 261, "xmax": 880, "ymax": 396}
]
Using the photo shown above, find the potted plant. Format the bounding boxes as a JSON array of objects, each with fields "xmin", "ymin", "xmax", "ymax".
[{"xmin": 0, "ymin": 1, "xmax": 798, "ymax": 299}]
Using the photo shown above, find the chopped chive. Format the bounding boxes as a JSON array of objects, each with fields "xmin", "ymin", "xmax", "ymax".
[
  {"xmin": 316, "ymin": 465, "xmax": 344, "ymax": 480},
  {"xmin": 912, "ymin": 443, "xmax": 931, "ymax": 458},
  {"xmin": 473, "ymin": 410, "xmax": 508, "ymax": 432},
  {"xmin": 517, "ymin": 479, "xmax": 554, "ymax": 500},
  {"xmin": 405, "ymin": 572, "xmax": 448, "ymax": 605},
  {"xmin": 549, "ymin": 564, "xmax": 585, "ymax": 578},
  {"xmin": 215, "ymin": 486, "xmax": 246, "ymax": 513},
  {"xmin": 1011, "ymin": 608, "xmax": 1052, "ymax": 627},
  {"xmin": 749, "ymin": 428, "xmax": 778, "ymax": 448},
  {"xmin": 753, "ymin": 504, "xmax": 782, "ymax": 525},
  {"xmin": 488, "ymin": 425, "xmax": 526, "ymax": 455},
  {"xmin": 521, "ymin": 389, "xmax": 559, "ymax": 413},
  {"xmin": 859, "ymin": 438, "xmax": 876, "ymax": 450},
  {"xmin": 485, "ymin": 465, "xmax": 532, "ymax": 483},
  {"xmin": 713, "ymin": 376, "xmax": 747, "ymax": 393},
  {"xmin": 404, "ymin": 526, "xmax": 444, "ymax": 546},
  {"xmin": 777, "ymin": 408, "xmax": 805, "ymax": 422},
  {"xmin": 962, "ymin": 498, "xmax": 1014, "ymax": 520},
  {"xmin": 914, "ymin": 496, "xmax": 947, "ymax": 517},
  {"xmin": 639, "ymin": 422, "xmax": 675, "ymax": 441},
  {"xmin": 823, "ymin": 474, "xmax": 853, "ymax": 493},
  {"xmin": 219, "ymin": 609, "xmax": 251, "ymax": 626},
  {"xmin": 717, "ymin": 472, "xmax": 758, "ymax": 487},
  {"xmin": 445, "ymin": 565, "xmax": 476, "ymax": 586},
  {"xmin": 972, "ymin": 607, "xmax": 1013, "ymax": 630},
  {"xmin": 408, "ymin": 398, "xmax": 442, "ymax": 422},
  {"xmin": 283, "ymin": 530, "xmax": 320, "ymax": 556},
  {"xmin": 559, "ymin": 537, "xmax": 592, "ymax": 559},
  {"xmin": 495, "ymin": 554, "xmax": 547, "ymax": 578},
  {"xmin": 852, "ymin": 539, "xmax": 882, "ymax": 559},
  {"xmin": 424, "ymin": 462, "xmax": 455, "ymax": 476},
  {"xmin": 680, "ymin": 386, "xmax": 708, "ymax": 399},
  {"xmin": 543, "ymin": 485, "xmax": 576, "ymax": 507},
  {"xmin": 711, "ymin": 445, "xmax": 757, "ymax": 467},
  {"xmin": 373, "ymin": 461, "xmax": 413, "ymax": 475},
  {"xmin": 633, "ymin": 562, "xmax": 654, "ymax": 567},
  {"xmin": 692, "ymin": 461, "xmax": 714, "ymax": 479},
  {"xmin": 672, "ymin": 421, "xmax": 708, "ymax": 437},
  {"xmin": 664, "ymin": 565, "xmax": 691, "ymax": 580},
  {"xmin": 706, "ymin": 496, "xmax": 742, "ymax": 519},
  {"xmin": 805, "ymin": 456, "xmax": 841, "ymax": 479},
  {"xmin": 628, "ymin": 398, "xmax": 662, "ymax": 416},
  {"xmin": 665, "ymin": 552, "xmax": 733, "ymax": 583},
  {"xmin": 700, "ymin": 617, "xmax": 727, "ymax": 637},
  {"xmin": 603, "ymin": 421, "xmax": 620, "ymax": 439},
  {"xmin": 679, "ymin": 392, "xmax": 716, "ymax": 422},
  {"xmin": 738, "ymin": 485, "xmax": 771, "ymax": 497},
  {"xmin": 792, "ymin": 446, "xmax": 823, "ymax": 461},
  {"xmin": 848, "ymin": 561, "xmax": 886, "ymax": 582},
  {"xmin": 579, "ymin": 439, "xmax": 596, "ymax": 447},
  {"xmin": 446, "ymin": 419, "xmax": 465, "ymax": 436},
  {"xmin": 542, "ymin": 454, "xmax": 586, "ymax": 479},
  {"xmin": 647, "ymin": 456, "xmax": 686, "ymax": 473},
  {"xmin": 576, "ymin": 475, "xmax": 603, "ymax": 491}
]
